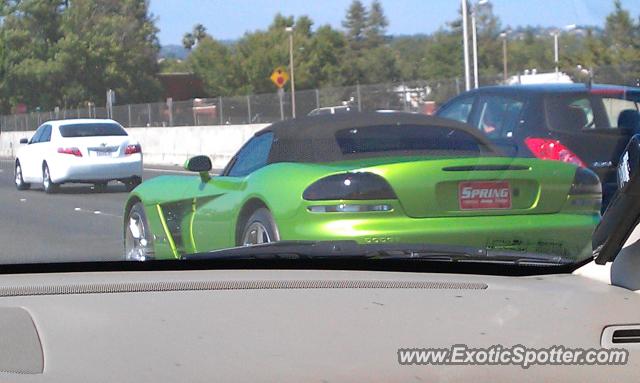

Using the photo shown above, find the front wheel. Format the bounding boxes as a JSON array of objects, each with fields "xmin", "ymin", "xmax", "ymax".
[
  {"xmin": 14, "ymin": 161, "xmax": 30, "ymax": 190},
  {"xmin": 124, "ymin": 202, "xmax": 154, "ymax": 261},
  {"xmin": 240, "ymin": 208, "xmax": 280, "ymax": 246},
  {"xmin": 42, "ymin": 163, "xmax": 58, "ymax": 194}
]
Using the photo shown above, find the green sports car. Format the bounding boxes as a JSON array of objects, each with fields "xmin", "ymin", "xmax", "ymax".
[{"xmin": 123, "ymin": 112, "xmax": 601, "ymax": 261}]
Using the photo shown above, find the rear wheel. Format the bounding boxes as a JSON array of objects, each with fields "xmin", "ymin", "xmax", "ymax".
[
  {"xmin": 94, "ymin": 182, "xmax": 108, "ymax": 193},
  {"xmin": 124, "ymin": 176, "xmax": 142, "ymax": 192},
  {"xmin": 124, "ymin": 202, "xmax": 154, "ymax": 261},
  {"xmin": 240, "ymin": 208, "xmax": 280, "ymax": 246},
  {"xmin": 14, "ymin": 161, "xmax": 30, "ymax": 190},
  {"xmin": 42, "ymin": 163, "xmax": 58, "ymax": 194}
]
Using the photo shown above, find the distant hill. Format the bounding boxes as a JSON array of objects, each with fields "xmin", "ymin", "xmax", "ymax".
[
  {"xmin": 160, "ymin": 39, "xmax": 237, "ymax": 60},
  {"xmin": 160, "ymin": 45, "xmax": 189, "ymax": 60}
]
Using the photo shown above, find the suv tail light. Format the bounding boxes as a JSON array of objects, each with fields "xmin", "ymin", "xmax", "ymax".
[
  {"xmin": 524, "ymin": 137, "xmax": 586, "ymax": 167},
  {"xmin": 569, "ymin": 167, "xmax": 602, "ymax": 195},
  {"xmin": 57, "ymin": 147, "xmax": 82, "ymax": 157},
  {"xmin": 303, "ymin": 172, "xmax": 397, "ymax": 201},
  {"xmin": 125, "ymin": 144, "xmax": 141, "ymax": 155}
]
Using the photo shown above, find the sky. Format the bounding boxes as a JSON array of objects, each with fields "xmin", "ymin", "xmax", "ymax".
[{"xmin": 150, "ymin": 0, "xmax": 640, "ymax": 45}]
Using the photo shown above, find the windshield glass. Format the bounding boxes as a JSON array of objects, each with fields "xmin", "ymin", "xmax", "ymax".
[
  {"xmin": 59, "ymin": 123, "xmax": 128, "ymax": 137},
  {"xmin": 334, "ymin": 125, "xmax": 486, "ymax": 155},
  {"xmin": 1, "ymin": 0, "xmax": 637, "ymax": 270}
]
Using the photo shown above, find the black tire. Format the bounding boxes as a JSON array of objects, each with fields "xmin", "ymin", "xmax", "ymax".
[
  {"xmin": 94, "ymin": 182, "xmax": 108, "ymax": 193},
  {"xmin": 42, "ymin": 163, "xmax": 58, "ymax": 194},
  {"xmin": 14, "ymin": 161, "xmax": 30, "ymax": 190},
  {"xmin": 124, "ymin": 202, "xmax": 154, "ymax": 261},
  {"xmin": 239, "ymin": 208, "xmax": 280, "ymax": 246},
  {"xmin": 124, "ymin": 176, "xmax": 142, "ymax": 192}
]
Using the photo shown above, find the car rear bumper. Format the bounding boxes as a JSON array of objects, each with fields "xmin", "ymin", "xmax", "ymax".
[
  {"xmin": 279, "ymin": 210, "xmax": 599, "ymax": 259},
  {"xmin": 50, "ymin": 154, "xmax": 143, "ymax": 183}
]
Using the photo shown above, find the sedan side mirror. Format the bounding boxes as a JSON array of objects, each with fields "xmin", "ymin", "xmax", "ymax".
[
  {"xmin": 185, "ymin": 155, "xmax": 212, "ymax": 182},
  {"xmin": 19, "ymin": 138, "xmax": 28, "ymax": 144}
]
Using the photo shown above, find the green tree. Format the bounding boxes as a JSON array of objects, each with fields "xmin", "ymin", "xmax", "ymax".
[
  {"xmin": 188, "ymin": 36, "xmax": 238, "ymax": 96},
  {"xmin": 0, "ymin": 0, "xmax": 67, "ymax": 111},
  {"xmin": 53, "ymin": 0, "xmax": 161, "ymax": 106},
  {"xmin": 342, "ymin": 0, "xmax": 367, "ymax": 47},
  {"xmin": 183, "ymin": 23, "xmax": 208, "ymax": 50},
  {"xmin": 365, "ymin": 0, "xmax": 388, "ymax": 47}
]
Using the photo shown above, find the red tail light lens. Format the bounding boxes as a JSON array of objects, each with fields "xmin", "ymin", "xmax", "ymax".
[
  {"xmin": 125, "ymin": 144, "xmax": 141, "ymax": 155},
  {"xmin": 57, "ymin": 147, "xmax": 82, "ymax": 157},
  {"xmin": 524, "ymin": 138, "xmax": 586, "ymax": 167}
]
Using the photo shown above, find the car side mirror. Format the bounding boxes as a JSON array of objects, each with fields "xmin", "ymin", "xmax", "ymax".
[
  {"xmin": 185, "ymin": 155, "xmax": 212, "ymax": 182},
  {"xmin": 19, "ymin": 138, "xmax": 28, "ymax": 144},
  {"xmin": 593, "ymin": 134, "xmax": 640, "ymax": 264}
]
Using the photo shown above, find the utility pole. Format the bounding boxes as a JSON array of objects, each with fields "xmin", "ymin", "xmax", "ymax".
[
  {"xmin": 286, "ymin": 26, "xmax": 296, "ymax": 118},
  {"xmin": 461, "ymin": 0, "xmax": 471, "ymax": 91}
]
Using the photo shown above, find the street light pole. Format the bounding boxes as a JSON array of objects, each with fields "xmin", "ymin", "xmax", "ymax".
[
  {"xmin": 554, "ymin": 32, "xmax": 559, "ymax": 79},
  {"xmin": 500, "ymin": 32, "xmax": 508, "ymax": 82},
  {"xmin": 552, "ymin": 25, "xmax": 575, "ymax": 81},
  {"xmin": 471, "ymin": 0, "xmax": 488, "ymax": 89},
  {"xmin": 286, "ymin": 26, "xmax": 296, "ymax": 118},
  {"xmin": 461, "ymin": 0, "xmax": 471, "ymax": 91},
  {"xmin": 472, "ymin": 12, "xmax": 478, "ymax": 88}
]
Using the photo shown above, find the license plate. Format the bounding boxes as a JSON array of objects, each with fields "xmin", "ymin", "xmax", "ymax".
[
  {"xmin": 93, "ymin": 151, "xmax": 112, "ymax": 157},
  {"xmin": 459, "ymin": 181, "xmax": 512, "ymax": 210}
]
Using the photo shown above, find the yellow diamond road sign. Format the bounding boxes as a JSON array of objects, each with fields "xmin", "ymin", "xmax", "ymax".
[{"xmin": 270, "ymin": 67, "xmax": 289, "ymax": 88}]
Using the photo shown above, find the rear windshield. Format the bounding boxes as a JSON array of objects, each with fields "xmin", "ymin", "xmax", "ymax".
[
  {"xmin": 59, "ymin": 123, "xmax": 127, "ymax": 137},
  {"xmin": 335, "ymin": 125, "xmax": 487, "ymax": 155}
]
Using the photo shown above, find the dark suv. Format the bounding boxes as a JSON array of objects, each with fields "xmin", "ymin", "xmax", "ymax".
[{"xmin": 436, "ymin": 83, "xmax": 640, "ymax": 207}]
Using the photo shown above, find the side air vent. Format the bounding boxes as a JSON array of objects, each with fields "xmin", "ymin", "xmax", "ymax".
[
  {"xmin": 612, "ymin": 329, "xmax": 640, "ymax": 344},
  {"xmin": 602, "ymin": 325, "xmax": 640, "ymax": 349},
  {"xmin": 442, "ymin": 165, "xmax": 531, "ymax": 172},
  {"xmin": 0, "ymin": 280, "xmax": 487, "ymax": 297}
]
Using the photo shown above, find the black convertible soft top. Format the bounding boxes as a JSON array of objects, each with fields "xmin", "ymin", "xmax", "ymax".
[{"xmin": 256, "ymin": 111, "xmax": 500, "ymax": 164}]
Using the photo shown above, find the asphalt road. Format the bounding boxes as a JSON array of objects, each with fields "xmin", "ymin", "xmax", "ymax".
[{"xmin": 0, "ymin": 159, "xmax": 188, "ymax": 264}]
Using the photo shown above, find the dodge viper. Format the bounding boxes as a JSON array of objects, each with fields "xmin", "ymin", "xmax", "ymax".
[{"xmin": 123, "ymin": 112, "xmax": 601, "ymax": 261}]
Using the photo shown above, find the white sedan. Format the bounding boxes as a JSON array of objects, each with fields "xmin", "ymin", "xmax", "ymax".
[{"xmin": 14, "ymin": 119, "xmax": 143, "ymax": 193}]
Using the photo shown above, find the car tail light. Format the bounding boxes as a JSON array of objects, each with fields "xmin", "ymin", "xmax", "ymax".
[
  {"xmin": 57, "ymin": 147, "xmax": 82, "ymax": 157},
  {"xmin": 569, "ymin": 167, "xmax": 602, "ymax": 195},
  {"xmin": 524, "ymin": 137, "xmax": 586, "ymax": 167},
  {"xmin": 303, "ymin": 172, "xmax": 397, "ymax": 200},
  {"xmin": 125, "ymin": 144, "xmax": 141, "ymax": 155}
]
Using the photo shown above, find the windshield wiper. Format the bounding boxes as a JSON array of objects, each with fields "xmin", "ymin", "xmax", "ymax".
[{"xmin": 184, "ymin": 241, "xmax": 574, "ymax": 266}]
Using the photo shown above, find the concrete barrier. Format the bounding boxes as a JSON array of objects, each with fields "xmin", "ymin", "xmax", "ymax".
[{"xmin": 0, "ymin": 123, "xmax": 269, "ymax": 169}]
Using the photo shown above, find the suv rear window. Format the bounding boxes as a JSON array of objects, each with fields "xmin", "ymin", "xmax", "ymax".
[
  {"xmin": 335, "ymin": 125, "xmax": 486, "ymax": 155},
  {"xmin": 59, "ymin": 123, "xmax": 128, "ymax": 137},
  {"xmin": 545, "ymin": 94, "xmax": 640, "ymax": 132}
]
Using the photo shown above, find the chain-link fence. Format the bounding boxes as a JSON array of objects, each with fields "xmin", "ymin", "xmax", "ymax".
[
  {"xmin": 18, "ymin": 70, "xmax": 637, "ymax": 132},
  {"xmin": 0, "ymin": 77, "xmax": 481, "ymax": 132}
]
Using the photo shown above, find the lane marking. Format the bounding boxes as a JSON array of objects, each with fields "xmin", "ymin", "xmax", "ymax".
[
  {"xmin": 72, "ymin": 207, "xmax": 121, "ymax": 218},
  {"xmin": 19, "ymin": 198, "xmax": 26, "ymax": 202}
]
